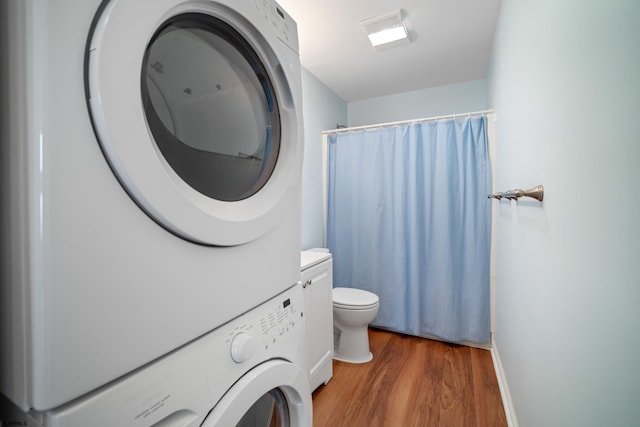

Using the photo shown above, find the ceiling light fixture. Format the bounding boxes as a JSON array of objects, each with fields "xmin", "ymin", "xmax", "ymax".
[{"xmin": 361, "ymin": 10, "xmax": 410, "ymax": 48}]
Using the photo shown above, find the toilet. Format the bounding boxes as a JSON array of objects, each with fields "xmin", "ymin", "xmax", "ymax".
[{"xmin": 332, "ymin": 287, "xmax": 379, "ymax": 363}]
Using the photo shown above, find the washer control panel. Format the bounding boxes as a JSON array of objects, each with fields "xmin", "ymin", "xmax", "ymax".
[{"xmin": 224, "ymin": 287, "xmax": 303, "ymax": 364}]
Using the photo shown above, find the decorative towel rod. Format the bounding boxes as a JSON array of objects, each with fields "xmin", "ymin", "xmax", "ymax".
[{"xmin": 488, "ymin": 185, "xmax": 544, "ymax": 202}]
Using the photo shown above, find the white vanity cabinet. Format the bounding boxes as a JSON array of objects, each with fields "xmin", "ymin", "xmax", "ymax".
[{"xmin": 300, "ymin": 250, "xmax": 333, "ymax": 391}]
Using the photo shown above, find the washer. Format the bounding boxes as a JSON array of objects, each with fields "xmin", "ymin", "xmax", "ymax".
[
  {"xmin": 42, "ymin": 285, "xmax": 311, "ymax": 426},
  {"xmin": 1, "ymin": 0, "xmax": 303, "ymax": 414}
]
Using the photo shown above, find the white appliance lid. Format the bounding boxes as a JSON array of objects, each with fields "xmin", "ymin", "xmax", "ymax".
[{"xmin": 333, "ymin": 287, "xmax": 379, "ymax": 306}]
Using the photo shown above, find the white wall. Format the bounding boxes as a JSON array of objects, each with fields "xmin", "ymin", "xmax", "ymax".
[
  {"xmin": 347, "ymin": 79, "xmax": 487, "ymax": 127},
  {"xmin": 488, "ymin": 1, "xmax": 640, "ymax": 425},
  {"xmin": 300, "ymin": 68, "xmax": 347, "ymax": 250}
]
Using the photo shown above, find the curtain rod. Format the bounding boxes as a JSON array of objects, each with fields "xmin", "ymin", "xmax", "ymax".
[{"xmin": 322, "ymin": 109, "xmax": 494, "ymax": 135}]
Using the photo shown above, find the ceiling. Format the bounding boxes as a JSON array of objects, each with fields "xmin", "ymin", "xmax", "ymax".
[{"xmin": 276, "ymin": 0, "xmax": 502, "ymax": 102}]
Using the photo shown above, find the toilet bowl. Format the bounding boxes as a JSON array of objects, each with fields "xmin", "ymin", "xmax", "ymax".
[{"xmin": 332, "ymin": 287, "xmax": 379, "ymax": 363}]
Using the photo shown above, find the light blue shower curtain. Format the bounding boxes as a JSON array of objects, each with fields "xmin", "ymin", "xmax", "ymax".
[{"xmin": 326, "ymin": 117, "xmax": 491, "ymax": 343}]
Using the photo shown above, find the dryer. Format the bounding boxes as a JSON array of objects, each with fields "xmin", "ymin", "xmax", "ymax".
[{"xmin": 1, "ymin": 0, "xmax": 303, "ymax": 414}]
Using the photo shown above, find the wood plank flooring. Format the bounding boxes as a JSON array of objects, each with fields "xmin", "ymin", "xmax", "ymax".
[{"xmin": 312, "ymin": 328, "xmax": 507, "ymax": 427}]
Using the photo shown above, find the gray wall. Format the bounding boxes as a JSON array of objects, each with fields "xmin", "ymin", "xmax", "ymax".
[
  {"xmin": 300, "ymin": 68, "xmax": 347, "ymax": 250},
  {"xmin": 348, "ymin": 79, "xmax": 487, "ymax": 127},
  {"xmin": 488, "ymin": 0, "xmax": 640, "ymax": 425}
]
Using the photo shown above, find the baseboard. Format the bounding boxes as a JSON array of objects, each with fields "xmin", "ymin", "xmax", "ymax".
[{"xmin": 490, "ymin": 336, "xmax": 519, "ymax": 427}]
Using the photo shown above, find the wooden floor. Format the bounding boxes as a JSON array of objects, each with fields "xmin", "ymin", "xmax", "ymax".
[{"xmin": 312, "ymin": 329, "xmax": 507, "ymax": 427}]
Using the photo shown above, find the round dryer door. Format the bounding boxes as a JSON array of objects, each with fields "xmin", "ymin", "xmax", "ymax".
[
  {"xmin": 202, "ymin": 360, "xmax": 312, "ymax": 426},
  {"xmin": 86, "ymin": 0, "xmax": 302, "ymax": 246}
]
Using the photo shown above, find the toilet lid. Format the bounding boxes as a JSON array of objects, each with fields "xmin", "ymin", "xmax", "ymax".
[{"xmin": 333, "ymin": 287, "xmax": 379, "ymax": 308}]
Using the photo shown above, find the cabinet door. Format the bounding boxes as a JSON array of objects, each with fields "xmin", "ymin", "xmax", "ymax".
[{"xmin": 302, "ymin": 259, "xmax": 333, "ymax": 390}]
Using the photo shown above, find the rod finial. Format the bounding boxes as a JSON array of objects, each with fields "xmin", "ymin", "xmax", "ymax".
[{"xmin": 489, "ymin": 185, "xmax": 543, "ymax": 202}]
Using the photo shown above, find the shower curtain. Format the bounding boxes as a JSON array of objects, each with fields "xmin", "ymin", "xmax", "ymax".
[{"xmin": 326, "ymin": 116, "xmax": 491, "ymax": 343}]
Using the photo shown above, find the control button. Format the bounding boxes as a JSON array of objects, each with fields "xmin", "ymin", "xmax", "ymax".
[{"xmin": 230, "ymin": 333, "xmax": 257, "ymax": 363}]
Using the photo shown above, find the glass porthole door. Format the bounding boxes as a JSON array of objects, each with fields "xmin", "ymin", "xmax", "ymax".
[
  {"xmin": 235, "ymin": 389, "xmax": 288, "ymax": 426},
  {"xmin": 142, "ymin": 13, "xmax": 280, "ymax": 202},
  {"xmin": 201, "ymin": 360, "xmax": 312, "ymax": 426},
  {"xmin": 87, "ymin": 0, "xmax": 301, "ymax": 246}
]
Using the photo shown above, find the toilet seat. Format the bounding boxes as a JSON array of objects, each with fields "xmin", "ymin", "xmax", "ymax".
[{"xmin": 333, "ymin": 287, "xmax": 379, "ymax": 310}]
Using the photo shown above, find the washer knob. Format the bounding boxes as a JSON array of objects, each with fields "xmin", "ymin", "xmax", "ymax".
[{"xmin": 230, "ymin": 333, "xmax": 257, "ymax": 363}]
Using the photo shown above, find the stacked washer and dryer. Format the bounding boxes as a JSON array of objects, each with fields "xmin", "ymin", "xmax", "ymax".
[{"xmin": 0, "ymin": 0, "xmax": 310, "ymax": 425}]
